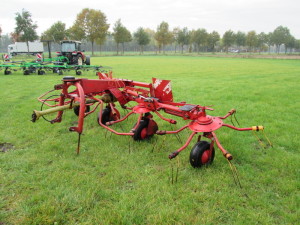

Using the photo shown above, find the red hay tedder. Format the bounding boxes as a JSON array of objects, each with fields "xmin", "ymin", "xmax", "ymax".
[{"xmin": 32, "ymin": 72, "xmax": 270, "ymax": 169}]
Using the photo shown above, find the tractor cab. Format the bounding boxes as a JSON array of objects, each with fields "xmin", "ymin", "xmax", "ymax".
[{"xmin": 61, "ymin": 41, "xmax": 82, "ymax": 53}]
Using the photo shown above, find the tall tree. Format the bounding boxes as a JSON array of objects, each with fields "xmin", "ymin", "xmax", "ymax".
[
  {"xmin": 41, "ymin": 21, "xmax": 66, "ymax": 43},
  {"xmin": 266, "ymin": 32, "xmax": 273, "ymax": 54},
  {"xmin": 294, "ymin": 39, "xmax": 300, "ymax": 52},
  {"xmin": 134, "ymin": 27, "xmax": 150, "ymax": 54},
  {"xmin": 67, "ymin": 23, "xmax": 85, "ymax": 41},
  {"xmin": 272, "ymin": 26, "xmax": 291, "ymax": 53},
  {"xmin": 113, "ymin": 19, "xmax": 123, "ymax": 55},
  {"xmin": 222, "ymin": 30, "xmax": 235, "ymax": 53},
  {"xmin": 0, "ymin": 34, "xmax": 13, "ymax": 52},
  {"xmin": 207, "ymin": 31, "xmax": 220, "ymax": 52},
  {"xmin": 285, "ymin": 35, "xmax": 296, "ymax": 53},
  {"xmin": 14, "ymin": 9, "xmax": 38, "ymax": 46},
  {"xmin": 0, "ymin": 26, "xmax": 2, "ymax": 50},
  {"xmin": 154, "ymin": 21, "xmax": 173, "ymax": 53},
  {"xmin": 144, "ymin": 28, "xmax": 156, "ymax": 51},
  {"xmin": 192, "ymin": 28, "xmax": 208, "ymax": 53},
  {"xmin": 172, "ymin": 27, "xmax": 180, "ymax": 53},
  {"xmin": 121, "ymin": 28, "xmax": 132, "ymax": 54},
  {"xmin": 177, "ymin": 27, "xmax": 190, "ymax": 53},
  {"xmin": 257, "ymin": 32, "xmax": 267, "ymax": 53},
  {"xmin": 246, "ymin": 31, "xmax": 258, "ymax": 52},
  {"xmin": 113, "ymin": 19, "xmax": 132, "ymax": 55},
  {"xmin": 69, "ymin": 8, "xmax": 109, "ymax": 55},
  {"xmin": 235, "ymin": 31, "xmax": 246, "ymax": 50}
]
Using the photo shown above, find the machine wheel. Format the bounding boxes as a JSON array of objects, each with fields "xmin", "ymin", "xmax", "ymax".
[
  {"xmin": 4, "ymin": 70, "xmax": 11, "ymax": 75},
  {"xmin": 76, "ymin": 70, "xmax": 82, "ymax": 75},
  {"xmin": 133, "ymin": 117, "xmax": 158, "ymax": 141},
  {"xmin": 38, "ymin": 70, "xmax": 45, "ymax": 75},
  {"xmin": 76, "ymin": 55, "xmax": 83, "ymax": 65},
  {"xmin": 85, "ymin": 56, "xmax": 91, "ymax": 65},
  {"xmin": 23, "ymin": 70, "xmax": 30, "ymax": 75},
  {"xmin": 73, "ymin": 105, "xmax": 90, "ymax": 116},
  {"xmin": 190, "ymin": 141, "xmax": 215, "ymax": 168},
  {"xmin": 98, "ymin": 106, "xmax": 120, "ymax": 125}
]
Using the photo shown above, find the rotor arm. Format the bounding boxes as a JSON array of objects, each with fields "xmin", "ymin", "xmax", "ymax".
[
  {"xmin": 154, "ymin": 111, "xmax": 177, "ymax": 124},
  {"xmin": 156, "ymin": 125, "xmax": 189, "ymax": 135},
  {"xmin": 211, "ymin": 132, "xmax": 233, "ymax": 160},
  {"xmin": 105, "ymin": 111, "xmax": 135, "ymax": 126},
  {"xmin": 169, "ymin": 132, "xmax": 197, "ymax": 159},
  {"xmin": 222, "ymin": 123, "xmax": 264, "ymax": 131},
  {"xmin": 217, "ymin": 109, "xmax": 236, "ymax": 119}
]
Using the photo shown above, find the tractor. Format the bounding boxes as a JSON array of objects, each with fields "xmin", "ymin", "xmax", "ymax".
[{"xmin": 56, "ymin": 40, "xmax": 90, "ymax": 65}]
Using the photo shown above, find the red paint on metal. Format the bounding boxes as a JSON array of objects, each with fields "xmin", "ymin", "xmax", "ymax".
[
  {"xmin": 201, "ymin": 150, "xmax": 210, "ymax": 164},
  {"xmin": 189, "ymin": 117, "xmax": 223, "ymax": 132},
  {"xmin": 152, "ymin": 78, "xmax": 173, "ymax": 102},
  {"xmin": 140, "ymin": 128, "xmax": 147, "ymax": 139}
]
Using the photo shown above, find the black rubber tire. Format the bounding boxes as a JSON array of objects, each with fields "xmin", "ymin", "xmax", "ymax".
[
  {"xmin": 4, "ymin": 70, "xmax": 11, "ymax": 75},
  {"xmin": 85, "ymin": 55, "xmax": 91, "ymax": 65},
  {"xmin": 97, "ymin": 106, "xmax": 120, "ymax": 125},
  {"xmin": 73, "ymin": 105, "xmax": 90, "ymax": 116},
  {"xmin": 133, "ymin": 120, "xmax": 149, "ymax": 141},
  {"xmin": 190, "ymin": 141, "xmax": 215, "ymax": 168},
  {"xmin": 76, "ymin": 71, "xmax": 82, "ymax": 75},
  {"xmin": 23, "ymin": 70, "xmax": 30, "ymax": 75},
  {"xmin": 132, "ymin": 117, "xmax": 158, "ymax": 141},
  {"xmin": 100, "ymin": 107, "xmax": 110, "ymax": 125},
  {"xmin": 38, "ymin": 70, "xmax": 45, "ymax": 75}
]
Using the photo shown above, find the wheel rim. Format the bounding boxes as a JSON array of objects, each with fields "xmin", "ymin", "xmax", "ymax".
[
  {"xmin": 110, "ymin": 110, "xmax": 120, "ymax": 121},
  {"xmin": 201, "ymin": 150, "xmax": 210, "ymax": 164},
  {"xmin": 140, "ymin": 128, "xmax": 148, "ymax": 139}
]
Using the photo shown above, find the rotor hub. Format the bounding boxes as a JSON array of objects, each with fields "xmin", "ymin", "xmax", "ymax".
[
  {"xmin": 189, "ymin": 116, "xmax": 223, "ymax": 132},
  {"xmin": 196, "ymin": 115, "xmax": 213, "ymax": 125}
]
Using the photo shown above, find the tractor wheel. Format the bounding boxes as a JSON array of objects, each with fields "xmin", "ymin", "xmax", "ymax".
[
  {"xmin": 4, "ymin": 70, "xmax": 11, "ymax": 75},
  {"xmin": 133, "ymin": 118, "xmax": 158, "ymax": 141},
  {"xmin": 73, "ymin": 105, "xmax": 90, "ymax": 116},
  {"xmin": 23, "ymin": 70, "xmax": 30, "ymax": 75},
  {"xmin": 190, "ymin": 141, "xmax": 215, "ymax": 168},
  {"xmin": 76, "ymin": 70, "xmax": 82, "ymax": 75},
  {"xmin": 76, "ymin": 55, "xmax": 83, "ymax": 65},
  {"xmin": 85, "ymin": 56, "xmax": 91, "ymax": 65},
  {"xmin": 97, "ymin": 106, "xmax": 120, "ymax": 125}
]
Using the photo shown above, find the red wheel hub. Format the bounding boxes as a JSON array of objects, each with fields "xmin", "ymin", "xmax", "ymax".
[
  {"xmin": 140, "ymin": 128, "xmax": 148, "ymax": 139},
  {"xmin": 201, "ymin": 150, "xmax": 210, "ymax": 164}
]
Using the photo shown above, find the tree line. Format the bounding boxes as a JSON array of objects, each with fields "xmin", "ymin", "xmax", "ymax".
[{"xmin": 1, "ymin": 8, "xmax": 300, "ymax": 54}]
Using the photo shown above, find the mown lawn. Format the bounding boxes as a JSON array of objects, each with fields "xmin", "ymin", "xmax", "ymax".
[{"xmin": 0, "ymin": 56, "xmax": 299, "ymax": 224}]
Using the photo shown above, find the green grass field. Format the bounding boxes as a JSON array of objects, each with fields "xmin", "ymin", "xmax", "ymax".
[{"xmin": 0, "ymin": 56, "xmax": 299, "ymax": 224}]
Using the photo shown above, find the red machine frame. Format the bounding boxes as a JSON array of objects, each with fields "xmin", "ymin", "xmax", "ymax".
[{"xmin": 32, "ymin": 72, "xmax": 267, "ymax": 168}]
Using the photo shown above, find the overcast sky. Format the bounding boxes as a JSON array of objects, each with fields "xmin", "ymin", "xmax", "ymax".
[{"xmin": 1, "ymin": 0, "xmax": 299, "ymax": 38}]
